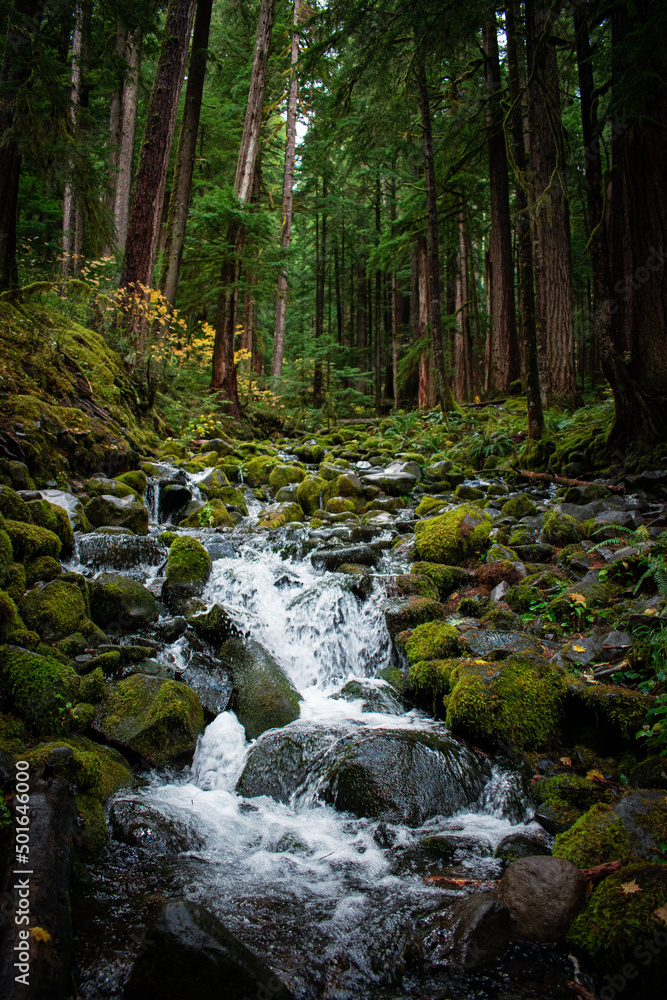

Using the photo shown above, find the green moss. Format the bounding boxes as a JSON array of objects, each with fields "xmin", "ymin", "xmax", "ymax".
[
  {"xmin": 116, "ymin": 470, "xmax": 148, "ymax": 495},
  {"xmin": 0, "ymin": 528, "xmax": 12, "ymax": 585},
  {"xmin": 445, "ymin": 655, "xmax": 566, "ymax": 750},
  {"xmin": 457, "ymin": 596, "xmax": 488, "ymax": 617},
  {"xmin": 268, "ymin": 464, "xmax": 305, "ymax": 491},
  {"xmin": 542, "ymin": 509, "xmax": 586, "ymax": 546},
  {"xmin": 325, "ymin": 498, "xmax": 358, "ymax": 514},
  {"xmin": 415, "ymin": 496, "xmax": 448, "ymax": 517},
  {"xmin": 385, "ymin": 596, "xmax": 447, "ymax": 634},
  {"xmin": 0, "ymin": 713, "xmax": 28, "ymax": 755},
  {"xmin": 159, "ymin": 531, "xmax": 178, "ymax": 548},
  {"xmin": 0, "ymin": 590, "xmax": 24, "ymax": 642},
  {"xmin": 533, "ymin": 773, "xmax": 615, "ymax": 830},
  {"xmin": 23, "ymin": 734, "xmax": 132, "ymax": 799},
  {"xmin": 179, "ymin": 499, "xmax": 234, "ymax": 529},
  {"xmin": 244, "ymin": 455, "xmax": 279, "ymax": 487},
  {"xmin": 408, "ymin": 659, "xmax": 458, "ymax": 706},
  {"xmin": 165, "ymin": 536, "xmax": 211, "ymax": 585},
  {"xmin": 19, "ymin": 578, "xmax": 87, "ymax": 641},
  {"xmin": 27, "ymin": 499, "xmax": 74, "ymax": 557},
  {"xmin": 75, "ymin": 792, "xmax": 108, "ymax": 853},
  {"xmin": 84, "ymin": 477, "xmax": 138, "ymax": 499},
  {"xmin": 0, "ymin": 486, "xmax": 30, "ymax": 522},
  {"xmin": 505, "ymin": 584, "xmax": 532, "ymax": 613},
  {"xmin": 98, "ymin": 674, "xmax": 204, "ymax": 766},
  {"xmin": 296, "ymin": 476, "xmax": 331, "ymax": 515},
  {"xmin": 566, "ymin": 863, "xmax": 667, "ymax": 970},
  {"xmin": 25, "ymin": 555, "xmax": 62, "ymax": 587},
  {"xmin": 395, "ymin": 573, "xmax": 439, "ymax": 601},
  {"xmin": 501, "ymin": 495, "xmax": 538, "ymax": 519},
  {"xmin": 256, "ymin": 502, "xmax": 305, "ymax": 530},
  {"xmin": 554, "ymin": 804, "xmax": 635, "ymax": 868},
  {"xmin": 4, "ymin": 519, "xmax": 61, "ymax": 562},
  {"xmin": 486, "ymin": 543, "xmax": 519, "ymax": 562},
  {"xmin": 567, "ymin": 679, "xmax": 649, "ymax": 744},
  {"xmin": 414, "ymin": 503, "xmax": 492, "ymax": 565},
  {"xmin": 78, "ymin": 667, "xmax": 107, "ymax": 704},
  {"xmin": 405, "ymin": 620, "xmax": 460, "ymax": 664},
  {"xmin": 84, "ymin": 495, "xmax": 148, "ymax": 535},
  {"xmin": 89, "ymin": 573, "xmax": 157, "ymax": 630},
  {"xmin": 216, "ymin": 486, "xmax": 248, "ymax": 516},
  {"xmin": 454, "ymin": 483, "xmax": 485, "ymax": 501},
  {"xmin": 0, "ymin": 645, "xmax": 81, "ymax": 734}
]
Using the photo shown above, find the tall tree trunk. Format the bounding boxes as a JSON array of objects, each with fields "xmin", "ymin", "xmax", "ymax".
[
  {"xmin": 62, "ymin": 3, "xmax": 84, "ymax": 278},
  {"xmin": 120, "ymin": 0, "xmax": 196, "ymax": 348},
  {"xmin": 374, "ymin": 176, "xmax": 382, "ymax": 415},
  {"xmin": 211, "ymin": 0, "xmax": 275, "ymax": 409},
  {"xmin": 161, "ymin": 0, "xmax": 213, "ymax": 304},
  {"xmin": 271, "ymin": 0, "xmax": 300, "ymax": 376},
  {"xmin": 483, "ymin": 18, "xmax": 520, "ymax": 395},
  {"xmin": 112, "ymin": 29, "xmax": 142, "ymax": 255},
  {"xmin": 417, "ymin": 233, "xmax": 431, "ymax": 410},
  {"xmin": 454, "ymin": 205, "xmax": 474, "ymax": 401},
  {"xmin": 314, "ymin": 182, "xmax": 326, "ymax": 406},
  {"xmin": 356, "ymin": 261, "xmax": 367, "ymax": 392},
  {"xmin": 525, "ymin": 0, "xmax": 579, "ymax": 407},
  {"xmin": 606, "ymin": 0, "xmax": 667, "ymax": 446},
  {"xmin": 106, "ymin": 21, "xmax": 127, "ymax": 217},
  {"xmin": 0, "ymin": 0, "xmax": 45, "ymax": 290},
  {"xmin": 416, "ymin": 59, "xmax": 455, "ymax": 411},
  {"xmin": 506, "ymin": 0, "xmax": 543, "ymax": 438},
  {"xmin": 390, "ymin": 180, "xmax": 400, "ymax": 410}
]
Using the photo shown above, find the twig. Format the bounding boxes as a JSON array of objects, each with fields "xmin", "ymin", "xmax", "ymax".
[{"xmin": 511, "ymin": 466, "xmax": 624, "ymax": 492}]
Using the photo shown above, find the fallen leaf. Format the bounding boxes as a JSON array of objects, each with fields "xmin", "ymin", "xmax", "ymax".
[
  {"xmin": 654, "ymin": 904, "xmax": 667, "ymax": 923},
  {"xmin": 559, "ymin": 756, "xmax": 573, "ymax": 767},
  {"xmin": 573, "ymin": 644, "xmax": 587, "ymax": 653},
  {"xmin": 570, "ymin": 593, "xmax": 587, "ymax": 605},
  {"xmin": 30, "ymin": 927, "xmax": 51, "ymax": 943},
  {"xmin": 620, "ymin": 880, "xmax": 641, "ymax": 894},
  {"xmin": 583, "ymin": 671, "xmax": 597, "ymax": 683},
  {"xmin": 645, "ymin": 608, "xmax": 657, "ymax": 616},
  {"xmin": 587, "ymin": 769, "xmax": 606, "ymax": 782},
  {"xmin": 474, "ymin": 659, "xmax": 488, "ymax": 665}
]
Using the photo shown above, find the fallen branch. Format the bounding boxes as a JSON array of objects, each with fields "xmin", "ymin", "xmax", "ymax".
[
  {"xmin": 512, "ymin": 467, "xmax": 624, "ymax": 492},
  {"xmin": 424, "ymin": 876, "xmax": 498, "ymax": 889},
  {"xmin": 581, "ymin": 859, "xmax": 622, "ymax": 880},
  {"xmin": 566, "ymin": 982, "xmax": 599, "ymax": 1000}
]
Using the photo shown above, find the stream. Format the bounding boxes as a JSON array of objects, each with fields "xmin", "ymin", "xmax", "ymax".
[{"xmin": 68, "ymin": 463, "xmax": 575, "ymax": 1000}]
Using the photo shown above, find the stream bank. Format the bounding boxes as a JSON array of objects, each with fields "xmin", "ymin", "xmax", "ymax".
[{"xmin": 1, "ymin": 427, "xmax": 666, "ymax": 999}]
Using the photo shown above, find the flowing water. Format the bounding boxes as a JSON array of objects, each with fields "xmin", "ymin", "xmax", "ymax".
[{"xmin": 70, "ymin": 468, "xmax": 572, "ymax": 1000}]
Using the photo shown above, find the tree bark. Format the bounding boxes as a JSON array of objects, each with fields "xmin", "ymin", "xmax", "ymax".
[
  {"xmin": 416, "ymin": 58, "xmax": 455, "ymax": 412},
  {"xmin": 161, "ymin": 0, "xmax": 213, "ymax": 305},
  {"xmin": 374, "ymin": 176, "xmax": 382, "ymax": 415},
  {"xmin": 271, "ymin": 0, "xmax": 300, "ymax": 376},
  {"xmin": 62, "ymin": 3, "xmax": 84, "ymax": 278},
  {"xmin": 390, "ymin": 179, "xmax": 399, "ymax": 410},
  {"xmin": 120, "ymin": 0, "xmax": 196, "ymax": 345},
  {"xmin": 106, "ymin": 21, "xmax": 127, "ymax": 220},
  {"xmin": 483, "ymin": 18, "xmax": 520, "ymax": 395},
  {"xmin": 454, "ymin": 205, "xmax": 474, "ymax": 401},
  {"xmin": 314, "ymin": 183, "xmax": 326, "ymax": 406},
  {"xmin": 506, "ymin": 0, "xmax": 543, "ymax": 439},
  {"xmin": 525, "ymin": 0, "xmax": 579, "ymax": 407},
  {"xmin": 0, "ymin": 0, "xmax": 45, "ymax": 291},
  {"xmin": 112, "ymin": 29, "xmax": 142, "ymax": 255},
  {"xmin": 211, "ymin": 0, "xmax": 275, "ymax": 409},
  {"xmin": 356, "ymin": 260, "xmax": 367, "ymax": 392},
  {"xmin": 417, "ymin": 232, "xmax": 430, "ymax": 410}
]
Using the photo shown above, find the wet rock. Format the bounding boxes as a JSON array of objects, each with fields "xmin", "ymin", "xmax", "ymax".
[
  {"xmin": 499, "ymin": 856, "xmax": 587, "ymax": 941},
  {"xmin": 462, "ymin": 628, "xmax": 543, "ymax": 660},
  {"xmin": 84, "ymin": 493, "xmax": 149, "ymax": 535},
  {"xmin": 385, "ymin": 596, "xmax": 447, "ymax": 634},
  {"xmin": 75, "ymin": 533, "xmax": 168, "ymax": 575},
  {"xmin": 311, "ymin": 544, "xmax": 379, "ymax": 571},
  {"xmin": 205, "ymin": 537, "xmax": 236, "ymax": 560},
  {"xmin": 314, "ymin": 727, "xmax": 491, "ymax": 825},
  {"xmin": 93, "ymin": 674, "xmax": 204, "ymax": 766},
  {"xmin": 236, "ymin": 721, "xmax": 345, "ymax": 801},
  {"xmin": 219, "ymin": 636, "xmax": 302, "ymax": 740},
  {"xmin": 513, "ymin": 542, "xmax": 554, "ymax": 562},
  {"xmin": 179, "ymin": 498, "xmax": 234, "ymax": 529},
  {"xmin": 256, "ymin": 501, "xmax": 304, "ymax": 529},
  {"xmin": 109, "ymin": 797, "xmax": 206, "ymax": 852},
  {"xmin": 90, "ymin": 573, "xmax": 158, "ymax": 633},
  {"xmin": 494, "ymin": 832, "xmax": 552, "ymax": 863},
  {"xmin": 331, "ymin": 678, "xmax": 403, "ymax": 714},
  {"xmin": 553, "ymin": 789, "xmax": 667, "ymax": 868},
  {"xmin": 187, "ymin": 604, "xmax": 239, "ymax": 646},
  {"xmin": 123, "ymin": 900, "xmax": 294, "ymax": 1000},
  {"xmin": 179, "ymin": 652, "xmax": 233, "ymax": 716},
  {"xmin": 450, "ymin": 893, "xmax": 512, "ymax": 969},
  {"xmin": 149, "ymin": 616, "xmax": 187, "ymax": 643},
  {"xmin": 162, "ymin": 537, "xmax": 211, "ymax": 614},
  {"xmin": 159, "ymin": 483, "xmax": 192, "ymax": 522},
  {"xmin": 361, "ymin": 462, "xmax": 420, "ymax": 496},
  {"xmin": 40, "ymin": 488, "xmax": 91, "ymax": 532}
]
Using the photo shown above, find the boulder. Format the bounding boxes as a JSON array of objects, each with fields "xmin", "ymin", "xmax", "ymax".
[
  {"xmin": 3, "ymin": 519, "xmax": 61, "ymax": 562},
  {"xmin": 89, "ymin": 573, "xmax": 159, "ymax": 633},
  {"xmin": 93, "ymin": 674, "xmax": 204, "ymax": 766},
  {"xmin": 256, "ymin": 502, "xmax": 304, "ymax": 529},
  {"xmin": 450, "ymin": 893, "xmax": 512, "ymax": 969},
  {"xmin": 219, "ymin": 636, "xmax": 302, "ymax": 740},
  {"xmin": 414, "ymin": 503, "xmax": 492, "ymax": 565},
  {"xmin": 27, "ymin": 498, "xmax": 75, "ymax": 557},
  {"xmin": 179, "ymin": 652, "xmax": 233, "ymax": 717},
  {"xmin": 268, "ymin": 464, "xmax": 305, "ymax": 491},
  {"xmin": 494, "ymin": 832, "xmax": 552, "ymax": 863},
  {"xmin": 123, "ymin": 901, "xmax": 294, "ymax": 1000},
  {"xmin": 84, "ymin": 493, "xmax": 149, "ymax": 535},
  {"xmin": 331, "ymin": 678, "xmax": 403, "ymax": 714},
  {"xmin": 311, "ymin": 544, "xmax": 379, "ymax": 571},
  {"xmin": 236, "ymin": 721, "xmax": 345, "ymax": 802},
  {"xmin": 499, "ymin": 856, "xmax": 587, "ymax": 941},
  {"xmin": 532, "ymin": 773, "xmax": 615, "ymax": 834},
  {"xmin": 19, "ymin": 578, "xmax": 88, "ymax": 641},
  {"xmin": 187, "ymin": 604, "xmax": 239, "ymax": 646},
  {"xmin": 165, "ymin": 536, "xmax": 211, "ymax": 586},
  {"xmin": 159, "ymin": 483, "xmax": 192, "ymax": 521},
  {"xmin": 553, "ymin": 789, "xmax": 667, "ymax": 868},
  {"xmin": 385, "ymin": 596, "xmax": 447, "ymax": 634},
  {"xmin": 179, "ymin": 499, "xmax": 234, "ymax": 529},
  {"xmin": 74, "ymin": 533, "xmax": 168, "ymax": 574},
  {"xmin": 109, "ymin": 797, "xmax": 205, "ymax": 852},
  {"xmin": 361, "ymin": 461, "xmax": 420, "ymax": 496},
  {"xmin": 198, "ymin": 467, "xmax": 231, "ymax": 497},
  {"xmin": 0, "ymin": 647, "xmax": 82, "ymax": 735}
]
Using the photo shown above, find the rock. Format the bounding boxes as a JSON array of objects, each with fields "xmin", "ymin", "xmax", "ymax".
[
  {"xmin": 414, "ymin": 503, "xmax": 492, "ymax": 565},
  {"xmin": 409, "ymin": 562, "xmax": 469, "ymax": 598},
  {"xmin": 109, "ymin": 797, "xmax": 206, "ymax": 852},
  {"xmin": 553, "ymin": 789, "xmax": 667, "ymax": 868},
  {"xmin": 331, "ymin": 678, "xmax": 403, "ymax": 714},
  {"xmin": 532, "ymin": 773, "xmax": 614, "ymax": 834},
  {"xmin": 499, "ymin": 856, "xmax": 587, "ymax": 941},
  {"xmin": 150, "ymin": 616, "xmax": 188, "ymax": 643},
  {"xmin": 403, "ymin": 620, "xmax": 461, "ymax": 664},
  {"xmin": 74, "ymin": 533, "xmax": 168, "ymax": 575},
  {"xmin": 256, "ymin": 501, "xmax": 304, "ymax": 529},
  {"xmin": 311, "ymin": 544, "xmax": 379, "ymax": 570},
  {"xmin": 460, "ymin": 628, "xmax": 543, "ymax": 660},
  {"xmin": 198, "ymin": 467, "xmax": 231, "ymax": 497},
  {"xmin": 361, "ymin": 462, "xmax": 420, "ymax": 495},
  {"xmin": 165, "ymin": 535, "xmax": 211, "ymax": 589},
  {"xmin": 219, "ymin": 636, "xmax": 302, "ymax": 740},
  {"xmin": 1, "ymin": 647, "xmax": 82, "ymax": 735},
  {"xmin": 295, "ymin": 475, "xmax": 330, "ymax": 515},
  {"xmin": 27, "ymin": 498, "xmax": 75, "ymax": 556},
  {"xmin": 93, "ymin": 674, "xmax": 204, "ymax": 766},
  {"xmin": 314, "ymin": 727, "xmax": 491, "ymax": 824},
  {"xmin": 494, "ymin": 832, "xmax": 551, "ymax": 863},
  {"xmin": 541, "ymin": 509, "xmax": 585, "ymax": 546},
  {"xmin": 385, "ymin": 596, "xmax": 447, "ymax": 634},
  {"xmin": 600, "ymin": 630, "xmax": 632, "ymax": 660},
  {"xmin": 236, "ymin": 721, "xmax": 345, "ymax": 802},
  {"xmin": 19, "ymin": 578, "xmax": 88, "ymax": 641},
  {"xmin": 501, "ymin": 495, "xmax": 538, "ymax": 519},
  {"xmin": 565, "ymin": 677, "xmax": 649, "ymax": 746},
  {"xmin": 84, "ymin": 493, "xmax": 149, "ymax": 535},
  {"xmin": 268, "ymin": 464, "xmax": 305, "ymax": 491},
  {"xmin": 159, "ymin": 483, "xmax": 192, "ymax": 521},
  {"xmin": 123, "ymin": 901, "xmax": 294, "ymax": 1000},
  {"xmin": 90, "ymin": 574, "xmax": 158, "ymax": 633},
  {"xmin": 0, "ymin": 484, "xmax": 31, "ymax": 521},
  {"xmin": 450, "ymin": 893, "xmax": 512, "ymax": 969},
  {"xmin": 4, "ymin": 519, "xmax": 62, "ymax": 562},
  {"xmin": 187, "ymin": 604, "xmax": 239, "ymax": 646},
  {"xmin": 179, "ymin": 652, "xmax": 233, "ymax": 716},
  {"xmin": 179, "ymin": 499, "xmax": 234, "ymax": 529},
  {"xmin": 490, "ymin": 580, "xmax": 510, "ymax": 601},
  {"xmin": 84, "ymin": 476, "xmax": 138, "ymax": 499},
  {"xmin": 205, "ymin": 537, "xmax": 236, "ymax": 560}
]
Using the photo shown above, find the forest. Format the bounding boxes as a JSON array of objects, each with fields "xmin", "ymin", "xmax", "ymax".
[{"xmin": 1, "ymin": 1, "xmax": 667, "ymax": 999}]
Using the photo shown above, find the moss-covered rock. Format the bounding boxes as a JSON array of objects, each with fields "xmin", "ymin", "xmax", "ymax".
[
  {"xmin": 0, "ymin": 646, "xmax": 81, "ymax": 734},
  {"xmin": 554, "ymin": 790, "xmax": 667, "ymax": 868},
  {"xmin": 84, "ymin": 477, "xmax": 138, "ymax": 499},
  {"xmin": 0, "ymin": 485, "xmax": 30, "ymax": 522},
  {"xmin": 244, "ymin": 455, "xmax": 279, "ymax": 487},
  {"xmin": 533, "ymin": 773, "xmax": 615, "ymax": 832},
  {"xmin": 256, "ymin": 502, "xmax": 304, "ymax": 530},
  {"xmin": 3, "ymin": 519, "xmax": 61, "ymax": 562},
  {"xmin": 216, "ymin": 486, "xmax": 248, "ymax": 516},
  {"xmin": 179, "ymin": 499, "xmax": 234, "ymax": 529},
  {"xmin": 501, "ymin": 495, "xmax": 538, "ymax": 519},
  {"xmin": 26, "ymin": 498, "xmax": 74, "ymax": 557},
  {"xmin": 566, "ymin": 862, "xmax": 667, "ymax": 977},
  {"xmin": 405, "ymin": 620, "xmax": 461, "ymax": 664},
  {"xmin": 3, "ymin": 562, "xmax": 26, "ymax": 602},
  {"xmin": 445, "ymin": 656, "xmax": 567, "ymax": 750},
  {"xmin": 165, "ymin": 536, "xmax": 211, "ymax": 585},
  {"xmin": 325, "ymin": 497, "xmax": 358, "ymax": 515},
  {"xmin": 25, "ymin": 555, "xmax": 62, "ymax": 587},
  {"xmin": 296, "ymin": 476, "xmax": 330, "ymax": 515},
  {"xmin": 293, "ymin": 442, "xmax": 325, "ymax": 463},
  {"xmin": 0, "ymin": 590, "xmax": 24, "ymax": 643},
  {"xmin": 542, "ymin": 509, "xmax": 586, "ymax": 546},
  {"xmin": 219, "ymin": 636, "xmax": 302, "ymax": 741},
  {"xmin": 19, "ymin": 578, "xmax": 88, "ymax": 641},
  {"xmin": 94, "ymin": 674, "xmax": 204, "ymax": 766},
  {"xmin": 414, "ymin": 503, "xmax": 492, "ymax": 565},
  {"xmin": 23, "ymin": 735, "xmax": 132, "ymax": 800},
  {"xmin": 84, "ymin": 494, "xmax": 149, "ymax": 535},
  {"xmin": 415, "ymin": 496, "xmax": 448, "ymax": 518},
  {"xmin": 565, "ymin": 678, "xmax": 650, "ymax": 747},
  {"xmin": 486, "ymin": 543, "xmax": 520, "ymax": 562},
  {"xmin": 89, "ymin": 573, "xmax": 158, "ymax": 632},
  {"xmin": 116, "ymin": 470, "xmax": 148, "ymax": 495},
  {"xmin": 454, "ymin": 483, "xmax": 485, "ymax": 502},
  {"xmin": 268, "ymin": 464, "xmax": 305, "ymax": 491},
  {"xmin": 187, "ymin": 604, "xmax": 239, "ymax": 646},
  {"xmin": 198, "ymin": 468, "xmax": 232, "ymax": 499},
  {"xmin": 0, "ymin": 526, "xmax": 12, "ymax": 586},
  {"xmin": 395, "ymin": 573, "xmax": 439, "ymax": 601},
  {"xmin": 385, "ymin": 596, "xmax": 447, "ymax": 635}
]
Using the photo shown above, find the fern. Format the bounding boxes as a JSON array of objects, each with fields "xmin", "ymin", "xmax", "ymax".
[{"xmin": 591, "ymin": 524, "xmax": 667, "ymax": 596}]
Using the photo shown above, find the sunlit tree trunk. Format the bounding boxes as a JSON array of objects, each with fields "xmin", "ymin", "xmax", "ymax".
[
  {"xmin": 271, "ymin": 0, "xmax": 300, "ymax": 376},
  {"xmin": 62, "ymin": 4, "xmax": 84, "ymax": 278},
  {"xmin": 211, "ymin": 0, "xmax": 275, "ymax": 411}
]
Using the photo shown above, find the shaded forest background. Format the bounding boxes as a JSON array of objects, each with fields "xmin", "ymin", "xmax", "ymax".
[{"xmin": 1, "ymin": 0, "xmax": 666, "ymax": 461}]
